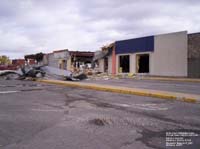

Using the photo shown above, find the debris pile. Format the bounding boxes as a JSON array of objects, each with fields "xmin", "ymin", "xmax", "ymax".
[
  {"xmin": 0, "ymin": 65, "xmax": 45, "ymax": 80},
  {"xmin": 0, "ymin": 65, "xmax": 87, "ymax": 81},
  {"xmin": 84, "ymin": 72, "xmax": 141, "ymax": 81}
]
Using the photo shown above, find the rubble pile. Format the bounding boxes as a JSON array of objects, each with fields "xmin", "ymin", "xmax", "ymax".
[
  {"xmin": 86, "ymin": 73, "xmax": 117, "ymax": 81},
  {"xmin": 0, "ymin": 65, "xmax": 87, "ymax": 81},
  {"xmin": 84, "ymin": 72, "xmax": 141, "ymax": 81},
  {"xmin": 0, "ymin": 63, "xmax": 142, "ymax": 82},
  {"xmin": 0, "ymin": 65, "xmax": 45, "ymax": 80}
]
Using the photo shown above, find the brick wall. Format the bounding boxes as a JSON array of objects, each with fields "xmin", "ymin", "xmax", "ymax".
[
  {"xmin": 12, "ymin": 59, "xmax": 25, "ymax": 66},
  {"xmin": 188, "ymin": 33, "xmax": 200, "ymax": 78}
]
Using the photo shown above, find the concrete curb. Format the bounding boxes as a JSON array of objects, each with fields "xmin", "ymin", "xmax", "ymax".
[{"xmin": 37, "ymin": 79, "xmax": 199, "ymax": 104}]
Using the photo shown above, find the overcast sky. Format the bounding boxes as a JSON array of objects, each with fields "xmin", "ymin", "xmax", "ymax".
[{"xmin": 0, "ymin": 0, "xmax": 200, "ymax": 59}]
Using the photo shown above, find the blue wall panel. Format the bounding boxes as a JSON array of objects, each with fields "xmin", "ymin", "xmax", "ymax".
[{"xmin": 115, "ymin": 36, "xmax": 154, "ymax": 54}]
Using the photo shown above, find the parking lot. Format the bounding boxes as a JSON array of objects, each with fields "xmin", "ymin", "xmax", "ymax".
[{"xmin": 0, "ymin": 80, "xmax": 200, "ymax": 149}]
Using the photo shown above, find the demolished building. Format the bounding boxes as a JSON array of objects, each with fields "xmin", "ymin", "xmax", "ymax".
[
  {"xmin": 45, "ymin": 49, "xmax": 69, "ymax": 69},
  {"xmin": 11, "ymin": 50, "xmax": 94, "ymax": 80},
  {"xmin": 44, "ymin": 50, "xmax": 94, "ymax": 72},
  {"xmin": 93, "ymin": 44, "xmax": 113, "ymax": 73},
  {"xmin": 24, "ymin": 53, "xmax": 43, "ymax": 65},
  {"xmin": 68, "ymin": 51, "xmax": 94, "ymax": 72}
]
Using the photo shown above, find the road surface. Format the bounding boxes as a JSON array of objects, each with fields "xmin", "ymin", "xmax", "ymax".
[{"xmin": 0, "ymin": 80, "xmax": 200, "ymax": 149}]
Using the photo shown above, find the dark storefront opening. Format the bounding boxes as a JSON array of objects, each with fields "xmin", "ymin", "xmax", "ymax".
[
  {"xmin": 104, "ymin": 57, "xmax": 108, "ymax": 72},
  {"xmin": 59, "ymin": 60, "xmax": 67, "ymax": 70},
  {"xmin": 137, "ymin": 54, "xmax": 149, "ymax": 73},
  {"xmin": 119, "ymin": 55, "xmax": 130, "ymax": 73}
]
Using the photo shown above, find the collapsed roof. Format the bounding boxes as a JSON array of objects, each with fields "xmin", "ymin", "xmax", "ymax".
[{"xmin": 24, "ymin": 53, "xmax": 44, "ymax": 62}]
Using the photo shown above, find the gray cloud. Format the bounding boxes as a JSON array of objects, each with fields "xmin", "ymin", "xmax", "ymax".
[{"xmin": 0, "ymin": 0, "xmax": 200, "ymax": 58}]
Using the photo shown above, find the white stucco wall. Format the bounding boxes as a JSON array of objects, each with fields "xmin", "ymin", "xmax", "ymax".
[
  {"xmin": 108, "ymin": 56, "xmax": 112, "ymax": 74},
  {"xmin": 47, "ymin": 51, "xmax": 70, "ymax": 69},
  {"xmin": 54, "ymin": 51, "xmax": 70, "ymax": 59},
  {"xmin": 48, "ymin": 53, "xmax": 58, "ymax": 68},
  {"xmin": 151, "ymin": 31, "xmax": 188, "ymax": 77},
  {"xmin": 67, "ymin": 58, "xmax": 71, "ymax": 71},
  {"xmin": 97, "ymin": 56, "xmax": 112, "ymax": 73},
  {"xmin": 98, "ymin": 59, "xmax": 104, "ymax": 73}
]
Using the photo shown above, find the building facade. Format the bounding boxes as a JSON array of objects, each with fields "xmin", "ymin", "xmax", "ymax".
[{"xmin": 99, "ymin": 31, "xmax": 189, "ymax": 77}]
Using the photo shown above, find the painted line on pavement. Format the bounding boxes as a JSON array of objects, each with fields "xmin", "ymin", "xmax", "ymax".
[
  {"xmin": 0, "ymin": 88, "xmax": 43, "ymax": 94},
  {"xmin": 0, "ymin": 91, "xmax": 20, "ymax": 94}
]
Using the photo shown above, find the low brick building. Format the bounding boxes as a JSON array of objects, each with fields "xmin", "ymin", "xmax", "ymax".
[
  {"xmin": 12, "ymin": 59, "xmax": 25, "ymax": 66},
  {"xmin": 188, "ymin": 32, "xmax": 200, "ymax": 78}
]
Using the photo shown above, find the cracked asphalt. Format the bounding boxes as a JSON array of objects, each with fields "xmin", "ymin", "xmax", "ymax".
[{"xmin": 0, "ymin": 80, "xmax": 200, "ymax": 149}]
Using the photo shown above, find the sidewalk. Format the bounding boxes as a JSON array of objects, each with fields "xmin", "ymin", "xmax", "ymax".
[
  {"xmin": 140, "ymin": 76, "xmax": 200, "ymax": 83},
  {"xmin": 37, "ymin": 79, "xmax": 200, "ymax": 104},
  {"xmin": 83, "ymin": 78, "xmax": 200, "ymax": 95}
]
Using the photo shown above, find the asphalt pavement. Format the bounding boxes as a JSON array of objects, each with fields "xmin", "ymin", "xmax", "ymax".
[
  {"xmin": 0, "ymin": 80, "xmax": 200, "ymax": 149},
  {"xmin": 83, "ymin": 79, "xmax": 200, "ymax": 95}
]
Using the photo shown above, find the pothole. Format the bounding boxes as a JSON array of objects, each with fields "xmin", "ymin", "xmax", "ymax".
[{"xmin": 89, "ymin": 118, "xmax": 111, "ymax": 126}]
